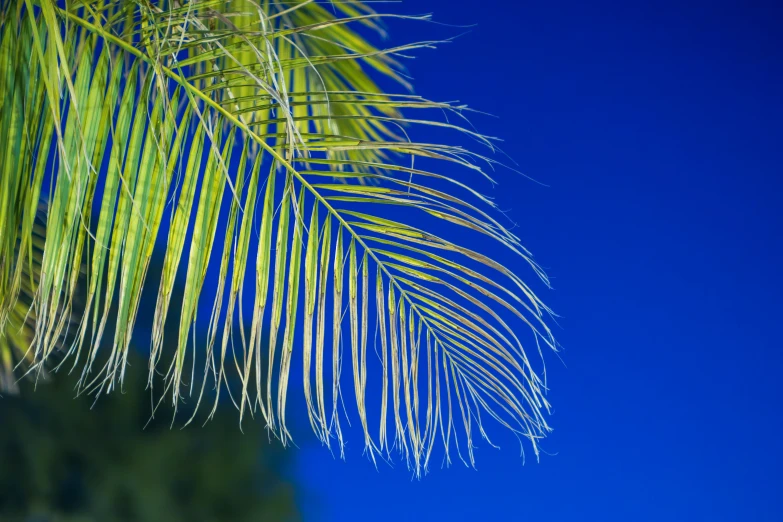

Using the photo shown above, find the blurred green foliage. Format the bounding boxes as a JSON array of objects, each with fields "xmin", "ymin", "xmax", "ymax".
[{"xmin": 0, "ymin": 361, "xmax": 300, "ymax": 522}]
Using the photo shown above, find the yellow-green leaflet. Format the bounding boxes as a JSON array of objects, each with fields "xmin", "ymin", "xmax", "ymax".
[
  {"xmin": 332, "ymin": 226, "xmax": 345, "ymax": 455},
  {"xmin": 277, "ymin": 186, "xmax": 305, "ymax": 445},
  {"xmin": 302, "ymin": 200, "xmax": 321, "ymax": 438},
  {"xmin": 245, "ymin": 158, "xmax": 277, "ymax": 421},
  {"xmin": 265, "ymin": 170, "xmax": 292, "ymax": 432},
  {"xmin": 314, "ymin": 216, "xmax": 332, "ymax": 443}
]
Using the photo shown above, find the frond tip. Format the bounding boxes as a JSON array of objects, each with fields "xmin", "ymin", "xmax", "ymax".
[{"xmin": 0, "ymin": 0, "xmax": 557, "ymax": 475}]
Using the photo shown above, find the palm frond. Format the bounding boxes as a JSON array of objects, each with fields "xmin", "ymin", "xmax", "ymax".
[{"xmin": 0, "ymin": 0, "xmax": 557, "ymax": 475}]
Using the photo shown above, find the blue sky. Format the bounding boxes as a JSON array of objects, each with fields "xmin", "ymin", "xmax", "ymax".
[{"xmin": 292, "ymin": 1, "xmax": 783, "ymax": 520}]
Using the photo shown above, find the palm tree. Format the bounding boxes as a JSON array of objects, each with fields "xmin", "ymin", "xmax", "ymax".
[{"xmin": 0, "ymin": 0, "xmax": 557, "ymax": 476}]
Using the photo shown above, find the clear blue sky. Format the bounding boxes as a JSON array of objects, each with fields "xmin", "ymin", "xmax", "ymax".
[{"xmin": 292, "ymin": 1, "xmax": 783, "ymax": 520}]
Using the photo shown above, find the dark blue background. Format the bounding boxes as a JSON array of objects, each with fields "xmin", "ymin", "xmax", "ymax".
[{"xmin": 293, "ymin": 1, "xmax": 783, "ymax": 520}]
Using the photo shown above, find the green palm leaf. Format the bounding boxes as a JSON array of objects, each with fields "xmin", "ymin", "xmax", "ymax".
[{"xmin": 0, "ymin": 0, "xmax": 556, "ymax": 475}]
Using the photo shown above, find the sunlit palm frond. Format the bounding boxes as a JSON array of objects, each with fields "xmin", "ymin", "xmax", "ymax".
[{"xmin": 0, "ymin": 0, "xmax": 556, "ymax": 475}]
